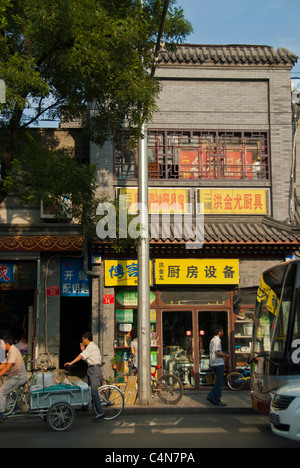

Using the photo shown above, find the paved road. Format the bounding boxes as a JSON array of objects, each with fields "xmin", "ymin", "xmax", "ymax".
[{"xmin": 0, "ymin": 412, "xmax": 299, "ymax": 450}]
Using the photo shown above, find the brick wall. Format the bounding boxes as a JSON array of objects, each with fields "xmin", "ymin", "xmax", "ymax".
[{"xmin": 151, "ymin": 66, "xmax": 294, "ymax": 222}]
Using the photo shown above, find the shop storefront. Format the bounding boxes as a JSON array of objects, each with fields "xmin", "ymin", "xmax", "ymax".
[
  {"xmin": 104, "ymin": 257, "xmax": 256, "ymax": 389},
  {"xmin": 0, "ymin": 259, "xmax": 38, "ymax": 364}
]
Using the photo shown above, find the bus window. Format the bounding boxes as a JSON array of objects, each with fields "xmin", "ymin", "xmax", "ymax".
[
  {"xmin": 253, "ymin": 267, "xmax": 283, "ymax": 355},
  {"xmin": 270, "ymin": 263, "xmax": 297, "ymax": 361}
]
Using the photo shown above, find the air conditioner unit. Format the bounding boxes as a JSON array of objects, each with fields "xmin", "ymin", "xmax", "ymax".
[{"xmin": 40, "ymin": 196, "xmax": 72, "ymax": 219}]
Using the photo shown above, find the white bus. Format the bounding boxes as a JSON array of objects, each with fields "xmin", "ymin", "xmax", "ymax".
[{"xmin": 251, "ymin": 260, "xmax": 300, "ymax": 414}]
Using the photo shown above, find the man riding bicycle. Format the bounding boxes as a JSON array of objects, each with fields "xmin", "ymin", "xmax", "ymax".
[{"xmin": 0, "ymin": 335, "xmax": 27, "ymax": 424}]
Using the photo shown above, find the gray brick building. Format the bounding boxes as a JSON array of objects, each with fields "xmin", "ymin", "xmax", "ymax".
[{"xmin": 93, "ymin": 45, "xmax": 300, "ymax": 386}]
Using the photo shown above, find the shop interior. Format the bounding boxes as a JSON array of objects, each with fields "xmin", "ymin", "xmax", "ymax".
[
  {"xmin": 162, "ymin": 310, "xmax": 228, "ymax": 387},
  {"xmin": 0, "ymin": 289, "xmax": 34, "ymax": 357}
]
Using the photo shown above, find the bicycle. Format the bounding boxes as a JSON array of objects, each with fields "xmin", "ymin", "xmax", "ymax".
[
  {"xmin": 64, "ymin": 364, "xmax": 124, "ymax": 421},
  {"xmin": 112, "ymin": 364, "xmax": 184, "ymax": 405},
  {"xmin": 226, "ymin": 366, "xmax": 250, "ymax": 391}
]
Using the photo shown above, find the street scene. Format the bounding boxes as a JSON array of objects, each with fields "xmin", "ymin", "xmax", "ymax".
[{"xmin": 1, "ymin": 0, "xmax": 300, "ymax": 450}]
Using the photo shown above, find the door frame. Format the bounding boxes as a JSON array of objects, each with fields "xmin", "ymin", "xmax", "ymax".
[{"xmin": 156, "ymin": 304, "xmax": 232, "ymax": 389}]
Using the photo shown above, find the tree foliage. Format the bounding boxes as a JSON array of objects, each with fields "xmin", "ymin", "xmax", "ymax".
[{"xmin": 0, "ymin": 0, "xmax": 192, "ymax": 230}]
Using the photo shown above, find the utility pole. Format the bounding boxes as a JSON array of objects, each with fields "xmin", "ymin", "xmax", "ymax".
[
  {"xmin": 137, "ymin": 0, "xmax": 170, "ymax": 405},
  {"xmin": 137, "ymin": 121, "xmax": 151, "ymax": 404},
  {"xmin": 0, "ymin": 80, "xmax": 5, "ymax": 104}
]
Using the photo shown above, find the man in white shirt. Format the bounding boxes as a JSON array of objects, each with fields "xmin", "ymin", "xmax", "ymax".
[
  {"xmin": 0, "ymin": 335, "xmax": 27, "ymax": 423},
  {"xmin": 65, "ymin": 332, "xmax": 104, "ymax": 421},
  {"xmin": 207, "ymin": 325, "xmax": 229, "ymax": 406}
]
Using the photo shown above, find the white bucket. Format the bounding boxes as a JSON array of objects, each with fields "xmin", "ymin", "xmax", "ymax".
[{"xmin": 34, "ymin": 372, "xmax": 55, "ymax": 387}]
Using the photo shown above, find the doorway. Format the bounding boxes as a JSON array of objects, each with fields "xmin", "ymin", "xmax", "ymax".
[
  {"xmin": 162, "ymin": 310, "xmax": 194, "ymax": 386},
  {"xmin": 160, "ymin": 308, "xmax": 229, "ymax": 388},
  {"xmin": 59, "ymin": 296, "xmax": 91, "ymax": 374},
  {"xmin": 0, "ymin": 289, "xmax": 35, "ymax": 354},
  {"xmin": 198, "ymin": 310, "xmax": 229, "ymax": 386}
]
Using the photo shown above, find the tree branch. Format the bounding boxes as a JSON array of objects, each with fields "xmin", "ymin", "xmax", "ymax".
[{"xmin": 22, "ymin": 97, "xmax": 64, "ymax": 128}]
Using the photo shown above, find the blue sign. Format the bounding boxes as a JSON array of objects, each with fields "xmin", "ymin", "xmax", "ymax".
[
  {"xmin": 61, "ymin": 258, "xmax": 90, "ymax": 297},
  {"xmin": 0, "ymin": 262, "xmax": 15, "ymax": 283}
]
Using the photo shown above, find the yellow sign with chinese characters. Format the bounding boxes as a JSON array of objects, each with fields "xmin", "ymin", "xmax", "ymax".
[
  {"xmin": 198, "ymin": 189, "xmax": 269, "ymax": 215},
  {"xmin": 105, "ymin": 260, "xmax": 152, "ymax": 286},
  {"xmin": 257, "ymin": 275, "xmax": 279, "ymax": 317},
  {"xmin": 119, "ymin": 188, "xmax": 190, "ymax": 214},
  {"xmin": 155, "ymin": 259, "xmax": 239, "ymax": 285}
]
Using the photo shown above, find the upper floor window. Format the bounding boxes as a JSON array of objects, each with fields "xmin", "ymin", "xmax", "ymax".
[{"xmin": 114, "ymin": 130, "xmax": 270, "ymax": 181}]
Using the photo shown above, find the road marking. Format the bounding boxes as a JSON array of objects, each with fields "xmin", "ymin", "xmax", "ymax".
[
  {"xmin": 151, "ymin": 427, "xmax": 228, "ymax": 434},
  {"xmin": 239, "ymin": 427, "xmax": 261, "ymax": 433}
]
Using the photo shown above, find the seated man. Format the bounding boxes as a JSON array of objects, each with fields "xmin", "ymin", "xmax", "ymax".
[{"xmin": 0, "ymin": 335, "xmax": 27, "ymax": 423}]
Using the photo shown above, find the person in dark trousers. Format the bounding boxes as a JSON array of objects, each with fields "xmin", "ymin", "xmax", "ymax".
[
  {"xmin": 207, "ymin": 325, "xmax": 229, "ymax": 406},
  {"xmin": 65, "ymin": 332, "xmax": 105, "ymax": 421}
]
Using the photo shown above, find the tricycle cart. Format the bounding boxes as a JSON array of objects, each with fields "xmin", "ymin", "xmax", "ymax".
[{"xmin": 4, "ymin": 379, "xmax": 124, "ymax": 432}]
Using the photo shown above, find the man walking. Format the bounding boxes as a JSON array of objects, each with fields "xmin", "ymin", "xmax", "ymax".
[
  {"xmin": 65, "ymin": 332, "xmax": 105, "ymax": 421},
  {"xmin": 207, "ymin": 325, "xmax": 229, "ymax": 406},
  {"xmin": 0, "ymin": 335, "xmax": 28, "ymax": 423}
]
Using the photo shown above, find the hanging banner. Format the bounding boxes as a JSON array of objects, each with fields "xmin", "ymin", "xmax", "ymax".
[{"xmin": 155, "ymin": 259, "xmax": 239, "ymax": 285}]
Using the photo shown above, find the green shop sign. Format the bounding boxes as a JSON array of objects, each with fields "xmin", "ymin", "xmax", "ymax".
[{"xmin": 116, "ymin": 289, "xmax": 155, "ymax": 307}]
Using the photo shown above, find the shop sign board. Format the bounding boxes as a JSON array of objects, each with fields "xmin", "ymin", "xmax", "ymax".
[
  {"xmin": 197, "ymin": 188, "xmax": 269, "ymax": 215},
  {"xmin": 155, "ymin": 259, "xmax": 239, "ymax": 285},
  {"xmin": 0, "ymin": 262, "xmax": 15, "ymax": 284},
  {"xmin": 61, "ymin": 258, "xmax": 91, "ymax": 297},
  {"xmin": 116, "ymin": 309, "xmax": 134, "ymax": 323},
  {"xmin": 115, "ymin": 289, "xmax": 156, "ymax": 307},
  {"xmin": 118, "ymin": 187, "xmax": 190, "ymax": 214},
  {"xmin": 105, "ymin": 260, "xmax": 152, "ymax": 286}
]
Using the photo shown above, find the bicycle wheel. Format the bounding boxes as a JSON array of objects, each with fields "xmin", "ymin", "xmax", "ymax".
[
  {"xmin": 226, "ymin": 372, "xmax": 244, "ymax": 391},
  {"xmin": 96, "ymin": 385, "xmax": 124, "ymax": 420},
  {"xmin": 156, "ymin": 374, "xmax": 183, "ymax": 404},
  {"xmin": 46, "ymin": 402, "xmax": 75, "ymax": 432}
]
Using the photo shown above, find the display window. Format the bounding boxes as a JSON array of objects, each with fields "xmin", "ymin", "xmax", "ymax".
[{"xmin": 114, "ymin": 288, "xmax": 158, "ymax": 376}]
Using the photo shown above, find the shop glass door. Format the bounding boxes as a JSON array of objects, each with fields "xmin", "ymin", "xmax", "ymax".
[
  {"xmin": 162, "ymin": 311, "xmax": 194, "ymax": 387},
  {"xmin": 198, "ymin": 311, "xmax": 229, "ymax": 386}
]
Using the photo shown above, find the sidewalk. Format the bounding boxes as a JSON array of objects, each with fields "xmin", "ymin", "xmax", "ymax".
[{"xmin": 124, "ymin": 389, "xmax": 254, "ymax": 415}]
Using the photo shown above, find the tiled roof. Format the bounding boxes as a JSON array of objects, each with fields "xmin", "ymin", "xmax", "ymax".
[
  {"xmin": 150, "ymin": 216, "xmax": 300, "ymax": 245},
  {"xmin": 157, "ymin": 44, "xmax": 298, "ymax": 67}
]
